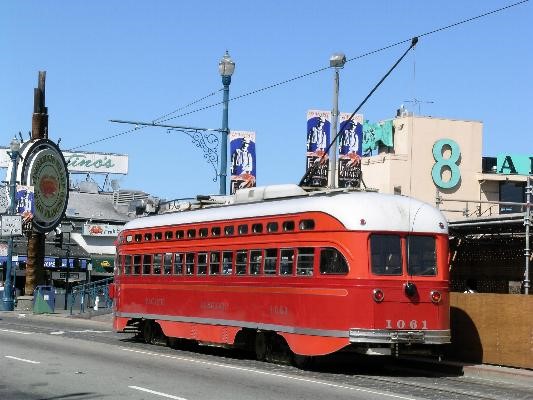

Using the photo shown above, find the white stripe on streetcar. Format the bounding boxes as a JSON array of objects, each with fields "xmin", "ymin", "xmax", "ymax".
[
  {"xmin": 5, "ymin": 355, "xmax": 40, "ymax": 364},
  {"xmin": 0, "ymin": 328, "xmax": 33, "ymax": 335},
  {"xmin": 122, "ymin": 348, "xmax": 416, "ymax": 400},
  {"xmin": 128, "ymin": 386, "xmax": 188, "ymax": 400}
]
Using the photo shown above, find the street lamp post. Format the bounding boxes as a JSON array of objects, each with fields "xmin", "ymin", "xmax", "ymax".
[
  {"xmin": 2, "ymin": 137, "xmax": 21, "ymax": 311},
  {"xmin": 218, "ymin": 51, "xmax": 235, "ymax": 195},
  {"xmin": 327, "ymin": 53, "xmax": 346, "ymax": 189}
]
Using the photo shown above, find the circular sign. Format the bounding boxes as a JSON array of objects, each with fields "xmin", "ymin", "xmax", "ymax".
[{"xmin": 18, "ymin": 139, "xmax": 69, "ymax": 232}]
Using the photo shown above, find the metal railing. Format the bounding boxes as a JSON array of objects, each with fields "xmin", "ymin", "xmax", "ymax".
[{"xmin": 69, "ymin": 277, "xmax": 113, "ymax": 315}]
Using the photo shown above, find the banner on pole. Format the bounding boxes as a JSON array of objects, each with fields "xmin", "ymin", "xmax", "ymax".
[
  {"xmin": 230, "ymin": 131, "xmax": 256, "ymax": 194},
  {"xmin": 337, "ymin": 113, "xmax": 363, "ymax": 188},
  {"xmin": 305, "ymin": 110, "xmax": 331, "ymax": 187}
]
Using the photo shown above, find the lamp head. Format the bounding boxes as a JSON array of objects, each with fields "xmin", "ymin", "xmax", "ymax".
[
  {"xmin": 218, "ymin": 50, "xmax": 235, "ymax": 77},
  {"xmin": 329, "ymin": 52, "xmax": 346, "ymax": 68},
  {"xmin": 10, "ymin": 137, "xmax": 21, "ymax": 153}
]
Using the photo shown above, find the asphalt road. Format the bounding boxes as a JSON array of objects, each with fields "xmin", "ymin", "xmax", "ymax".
[{"xmin": 1, "ymin": 312, "xmax": 532, "ymax": 400}]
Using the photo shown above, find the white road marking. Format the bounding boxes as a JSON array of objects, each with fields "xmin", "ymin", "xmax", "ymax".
[
  {"xmin": 129, "ymin": 385, "xmax": 188, "ymax": 399},
  {"xmin": 50, "ymin": 331, "xmax": 65, "ymax": 335},
  {"xmin": 5, "ymin": 355, "xmax": 40, "ymax": 364},
  {"xmin": 122, "ymin": 348, "xmax": 416, "ymax": 400},
  {"xmin": 68, "ymin": 329, "xmax": 111, "ymax": 333},
  {"xmin": 0, "ymin": 328, "xmax": 33, "ymax": 335}
]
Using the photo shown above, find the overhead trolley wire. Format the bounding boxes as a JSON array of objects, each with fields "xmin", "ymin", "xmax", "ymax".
[{"xmin": 70, "ymin": 0, "xmax": 528, "ymax": 151}]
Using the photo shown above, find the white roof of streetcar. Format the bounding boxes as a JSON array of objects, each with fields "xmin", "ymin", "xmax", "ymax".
[{"xmin": 123, "ymin": 184, "xmax": 448, "ymax": 234}]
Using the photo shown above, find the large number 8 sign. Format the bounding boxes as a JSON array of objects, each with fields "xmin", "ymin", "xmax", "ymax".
[{"xmin": 431, "ymin": 139, "xmax": 461, "ymax": 189}]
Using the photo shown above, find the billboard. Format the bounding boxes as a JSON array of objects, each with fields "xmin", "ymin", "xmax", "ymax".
[
  {"xmin": 305, "ymin": 110, "xmax": 331, "ymax": 187},
  {"xmin": 230, "ymin": 131, "xmax": 256, "ymax": 194},
  {"xmin": 337, "ymin": 113, "xmax": 363, "ymax": 188}
]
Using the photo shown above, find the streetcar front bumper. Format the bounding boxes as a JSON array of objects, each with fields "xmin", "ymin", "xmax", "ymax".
[{"xmin": 349, "ymin": 328, "xmax": 451, "ymax": 345}]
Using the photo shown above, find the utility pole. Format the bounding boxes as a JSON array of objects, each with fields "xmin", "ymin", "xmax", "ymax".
[{"xmin": 25, "ymin": 71, "xmax": 48, "ymax": 296}]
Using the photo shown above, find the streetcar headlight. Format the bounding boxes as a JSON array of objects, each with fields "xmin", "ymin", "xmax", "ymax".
[
  {"xmin": 373, "ymin": 288, "xmax": 384, "ymax": 303},
  {"xmin": 430, "ymin": 290, "xmax": 442, "ymax": 304}
]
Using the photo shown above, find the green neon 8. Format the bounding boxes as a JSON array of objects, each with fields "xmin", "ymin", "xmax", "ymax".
[{"xmin": 431, "ymin": 139, "xmax": 461, "ymax": 189}]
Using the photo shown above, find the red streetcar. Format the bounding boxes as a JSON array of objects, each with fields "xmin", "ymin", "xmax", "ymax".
[{"xmin": 111, "ymin": 184, "xmax": 450, "ymax": 362}]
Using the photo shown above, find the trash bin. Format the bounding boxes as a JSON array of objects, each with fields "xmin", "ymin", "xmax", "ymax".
[{"xmin": 33, "ymin": 285, "xmax": 56, "ymax": 314}]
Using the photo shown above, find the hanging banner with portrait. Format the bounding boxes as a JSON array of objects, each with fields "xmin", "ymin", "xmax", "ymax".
[
  {"xmin": 230, "ymin": 131, "xmax": 256, "ymax": 194},
  {"xmin": 337, "ymin": 113, "xmax": 363, "ymax": 188},
  {"xmin": 305, "ymin": 110, "xmax": 331, "ymax": 187},
  {"xmin": 16, "ymin": 185, "xmax": 35, "ymax": 223}
]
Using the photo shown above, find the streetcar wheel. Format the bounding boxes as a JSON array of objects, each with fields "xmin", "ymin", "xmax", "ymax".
[
  {"xmin": 255, "ymin": 332, "xmax": 270, "ymax": 361},
  {"xmin": 142, "ymin": 321, "xmax": 153, "ymax": 344}
]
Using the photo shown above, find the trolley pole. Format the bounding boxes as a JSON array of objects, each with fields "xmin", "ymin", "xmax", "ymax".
[{"xmin": 524, "ymin": 176, "xmax": 531, "ymax": 295}]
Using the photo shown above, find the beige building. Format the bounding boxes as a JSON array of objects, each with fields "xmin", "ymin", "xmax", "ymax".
[{"xmin": 361, "ymin": 115, "xmax": 529, "ymax": 221}]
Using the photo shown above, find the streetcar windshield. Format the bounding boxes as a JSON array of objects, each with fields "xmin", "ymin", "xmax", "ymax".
[
  {"xmin": 370, "ymin": 234, "xmax": 402, "ymax": 275},
  {"xmin": 407, "ymin": 235, "xmax": 437, "ymax": 276}
]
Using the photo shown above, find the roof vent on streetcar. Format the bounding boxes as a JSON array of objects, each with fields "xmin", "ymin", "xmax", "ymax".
[{"xmin": 404, "ymin": 282, "xmax": 417, "ymax": 297}]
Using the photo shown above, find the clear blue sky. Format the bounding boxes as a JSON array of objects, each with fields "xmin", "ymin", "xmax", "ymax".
[{"xmin": 1, "ymin": 1, "xmax": 531, "ymax": 200}]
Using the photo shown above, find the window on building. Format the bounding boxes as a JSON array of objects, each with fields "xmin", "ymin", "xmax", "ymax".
[
  {"xmin": 133, "ymin": 255, "xmax": 141, "ymax": 274},
  {"xmin": 407, "ymin": 236, "xmax": 436, "ymax": 276},
  {"xmin": 320, "ymin": 248, "xmax": 348, "ymax": 274},
  {"xmin": 185, "ymin": 253, "xmax": 195, "ymax": 275},
  {"xmin": 299, "ymin": 219, "xmax": 315, "ymax": 230},
  {"xmin": 222, "ymin": 251, "xmax": 233, "ymax": 274},
  {"xmin": 153, "ymin": 254, "xmax": 162, "ymax": 275},
  {"xmin": 197, "ymin": 253, "xmax": 207, "ymax": 275},
  {"xmin": 499, "ymin": 181, "xmax": 525, "ymax": 214},
  {"xmin": 124, "ymin": 255, "xmax": 132, "ymax": 275},
  {"xmin": 283, "ymin": 221, "xmax": 295, "ymax": 232},
  {"xmin": 296, "ymin": 248, "xmax": 314, "ymax": 276},
  {"xmin": 280, "ymin": 249, "xmax": 295, "ymax": 275},
  {"xmin": 267, "ymin": 222, "xmax": 278, "ymax": 232},
  {"xmin": 142, "ymin": 254, "xmax": 152, "ymax": 275},
  {"xmin": 264, "ymin": 249, "xmax": 277, "ymax": 275},
  {"xmin": 250, "ymin": 250, "xmax": 262, "ymax": 275},
  {"xmin": 370, "ymin": 234, "xmax": 402, "ymax": 275},
  {"xmin": 174, "ymin": 253, "xmax": 184, "ymax": 274},
  {"xmin": 163, "ymin": 253, "xmax": 172, "ymax": 275},
  {"xmin": 236, "ymin": 250, "xmax": 247, "ymax": 275},
  {"xmin": 209, "ymin": 252, "xmax": 221, "ymax": 275}
]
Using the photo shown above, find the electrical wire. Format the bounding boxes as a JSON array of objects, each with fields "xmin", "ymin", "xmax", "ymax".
[{"xmin": 70, "ymin": 0, "xmax": 528, "ymax": 151}]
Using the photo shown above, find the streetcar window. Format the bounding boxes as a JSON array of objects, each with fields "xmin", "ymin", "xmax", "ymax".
[
  {"xmin": 165, "ymin": 231, "xmax": 173, "ymax": 240},
  {"xmin": 134, "ymin": 234, "xmax": 142, "ymax": 243},
  {"xmin": 407, "ymin": 236, "xmax": 437, "ymax": 276},
  {"xmin": 236, "ymin": 250, "xmax": 247, "ymax": 275},
  {"xmin": 280, "ymin": 249, "xmax": 295, "ymax": 275},
  {"xmin": 187, "ymin": 229, "xmax": 196, "ymax": 238},
  {"xmin": 176, "ymin": 230, "xmax": 184, "ymax": 239},
  {"xmin": 222, "ymin": 251, "xmax": 233, "ymax": 274},
  {"xmin": 252, "ymin": 223, "xmax": 263, "ymax": 234},
  {"xmin": 133, "ymin": 255, "xmax": 141, "ymax": 274},
  {"xmin": 296, "ymin": 248, "xmax": 314, "ymax": 276},
  {"xmin": 126, "ymin": 235, "xmax": 133, "ymax": 243},
  {"xmin": 210, "ymin": 252, "xmax": 221, "ymax": 275},
  {"xmin": 142, "ymin": 254, "xmax": 152, "ymax": 274},
  {"xmin": 299, "ymin": 219, "xmax": 315, "ymax": 230},
  {"xmin": 154, "ymin": 232, "xmax": 163, "ymax": 241},
  {"xmin": 185, "ymin": 253, "xmax": 195, "ymax": 275},
  {"xmin": 267, "ymin": 222, "xmax": 278, "ymax": 232},
  {"xmin": 199, "ymin": 228, "xmax": 208, "ymax": 237},
  {"xmin": 264, "ymin": 249, "xmax": 277, "ymax": 275},
  {"xmin": 163, "ymin": 253, "xmax": 172, "ymax": 275},
  {"xmin": 250, "ymin": 250, "xmax": 262, "ymax": 275},
  {"xmin": 283, "ymin": 221, "xmax": 295, "ymax": 232},
  {"xmin": 211, "ymin": 227, "xmax": 221, "ymax": 237},
  {"xmin": 153, "ymin": 254, "xmax": 162, "ymax": 274},
  {"xmin": 197, "ymin": 253, "xmax": 207, "ymax": 275},
  {"xmin": 224, "ymin": 225, "xmax": 234, "ymax": 236},
  {"xmin": 238, "ymin": 224, "xmax": 248, "ymax": 235},
  {"xmin": 124, "ymin": 255, "xmax": 132, "ymax": 275},
  {"xmin": 370, "ymin": 234, "xmax": 402, "ymax": 275},
  {"xmin": 144, "ymin": 233, "xmax": 152, "ymax": 241},
  {"xmin": 320, "ymin": 248, "xmax": 348, "ymax": 274},
  {"xmin": 174, "ymin": 253, "xmax": 184, "ymax": 274}
]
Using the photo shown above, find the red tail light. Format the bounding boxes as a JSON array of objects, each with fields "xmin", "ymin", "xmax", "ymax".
[
  {"xmin": 373, "ymin": 288, "xmax": 384, "ymax": 303},
  {"xmin": 430, "ymin": 290, "xmax": 441, "ymax": 304}
]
